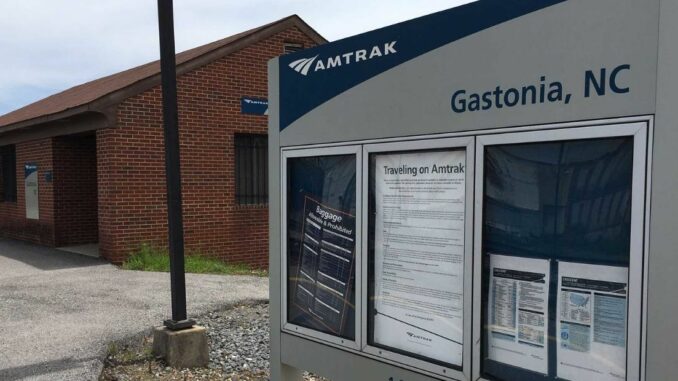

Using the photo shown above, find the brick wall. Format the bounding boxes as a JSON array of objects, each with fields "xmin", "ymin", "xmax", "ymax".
[
  {"xmin": 0, "ymin": 139, "xmax": 56, "ymax": 245},
  {"xmin": 53, "ymin": 134, "xmax": 98, "ymax": 246},
  {"xmin": 97, "ymin": 26, "xmax": 319, "ymax": 266}
]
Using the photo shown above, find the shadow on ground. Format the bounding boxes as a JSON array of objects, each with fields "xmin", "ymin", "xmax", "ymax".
[
  {"xmin": 0, "ymin": 356, "xmax": 101, "ymax": 381},
  {"xmin": 0, "ymin": 239, "xmax": 106, "ymax": 271}
]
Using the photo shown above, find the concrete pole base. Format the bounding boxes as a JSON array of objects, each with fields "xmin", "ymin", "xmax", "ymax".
[{"xmin": 152, "ymin": 325, "xmax": 209, "ymax": 368}]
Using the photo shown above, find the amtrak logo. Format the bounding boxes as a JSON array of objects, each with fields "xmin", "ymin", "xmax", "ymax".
[
  {"xmin": 288, "ymin": 41, "xmax": 398, "ymax": 76},
  {"xmin": 289, "ymin": 56, "xmax": 319, "ymax": 76},
  {"xmin": 406, "ymin": 331, "xmax": 432, "ymax": 342}
]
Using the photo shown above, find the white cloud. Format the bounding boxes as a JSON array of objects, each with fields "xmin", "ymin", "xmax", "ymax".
[{"xmin": 0, "ymin": 0, "xmax": 474, "ymax": 115}]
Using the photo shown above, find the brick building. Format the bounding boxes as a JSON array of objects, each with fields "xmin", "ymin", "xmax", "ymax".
[{"xmin": 0, "ymin": 16, "xmax": 325, "ymax": 266}]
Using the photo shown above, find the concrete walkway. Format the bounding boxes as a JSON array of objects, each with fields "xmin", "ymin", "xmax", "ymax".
[{"xmin": 0, "ymin": 239, "xmax": 268, "ymax": 381}]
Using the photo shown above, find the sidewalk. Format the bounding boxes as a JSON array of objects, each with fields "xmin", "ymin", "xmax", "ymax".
[{"xmin": 0, "ymin": 239, "xmax": 268, "ymax": 381}]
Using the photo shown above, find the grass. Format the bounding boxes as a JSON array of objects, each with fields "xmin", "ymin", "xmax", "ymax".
[{"xmin": 122, "ymin": 244, "xmax": 267, "ymax": 277}]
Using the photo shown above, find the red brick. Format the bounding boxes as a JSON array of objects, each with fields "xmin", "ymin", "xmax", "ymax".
[{"xmin": 0, "ymin": 26, "xmax": 320, "ymax": 268}]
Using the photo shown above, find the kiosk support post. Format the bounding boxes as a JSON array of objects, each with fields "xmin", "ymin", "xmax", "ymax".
[{"xmin": 157, "ymin": 0, "xmax": 194, "ymax": 330}]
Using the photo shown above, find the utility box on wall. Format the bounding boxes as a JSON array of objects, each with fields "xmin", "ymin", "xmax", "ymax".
[{"xmin": 268, "ymin": 1, "xmax": 678, "ymax": 380}]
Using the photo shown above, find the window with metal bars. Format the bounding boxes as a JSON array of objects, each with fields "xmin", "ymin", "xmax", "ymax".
[
  {"xmin": 235, "ymin": 134, "xmax": 268, "ymax": 205},
  {"xmin": 0, "ymin": 145, "xmax": 17, "ymax": 202},
  {"xmin": 283, "ymin": 42, "xmax": 304, "ymax": 54}
]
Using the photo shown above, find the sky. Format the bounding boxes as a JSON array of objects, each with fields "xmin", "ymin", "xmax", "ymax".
[{"xmin": 0, "ymin": 1, "xmax": 475, "ymax": 116}]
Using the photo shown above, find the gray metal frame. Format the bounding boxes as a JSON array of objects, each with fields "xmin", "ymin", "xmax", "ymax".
[
  {"xmin": 361, "ymin": 137, "xmax": 474, "ymax": 381},
  {"xmin": 274, "ymin": 116, "xmax": 652, "ymax": 381},
  {"xmin": 640, "ymin": 119, "xmax": 654, "ymax": 381},
  {"xmin": 472, "ymin": 120, "xmax": 650, "ymax": 381},
  {"xmin": 280, "ymin": 145, "xmax": 363, "ymax": 350}
]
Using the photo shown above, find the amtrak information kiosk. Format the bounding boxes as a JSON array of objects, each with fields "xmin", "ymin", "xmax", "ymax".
[{"xmin": 268, "ymin": 1, "xmax": 678, "ymax": 380}]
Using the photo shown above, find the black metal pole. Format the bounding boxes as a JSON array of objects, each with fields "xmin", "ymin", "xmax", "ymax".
[{"xmin": 157, "ymin": 0, "xmax": 194, "ymax": 330}]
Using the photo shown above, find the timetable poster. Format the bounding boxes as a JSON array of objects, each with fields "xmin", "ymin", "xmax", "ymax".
[
  {"xmin": 487, "ymin": 254, "xmax": 550, "ymax": 374},
  {"xmin": 293, "ymin": 197, "xmax": 356, "ymax": 335},
  {"xmin": 372, "ymin": 150, "xmax": 466, "ymax": 366},
  {"xmin": 556, "ymin": 262, "xmax": 628, "ymax": 381}
]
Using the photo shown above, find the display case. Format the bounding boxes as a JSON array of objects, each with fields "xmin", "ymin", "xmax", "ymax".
[
  {"xmin": 473, "ymin": 123, "xmax": 648, "ymax": 381},
  {"xmin": 278, "ymin": 120, "xmax": 649, "ymax": 381},
  {"xmin": 281, "ymin": 146, "xmax": 363, "ymax": 349}
]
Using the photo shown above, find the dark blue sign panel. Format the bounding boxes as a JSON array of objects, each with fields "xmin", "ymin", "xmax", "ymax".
[
  {"xmin": 241, "ymin": 97, "xmax": 268, "ymax": 115},
  {"xmin": 278, "ymin": 0, "xmax": 567, "ymax": 130}
]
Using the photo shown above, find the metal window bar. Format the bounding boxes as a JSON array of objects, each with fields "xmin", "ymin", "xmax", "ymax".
[
  {"xmin": 0, "ymin": 145, "xmax": 17, "ymax": 202},
  {"xmin": 283, "ymin": 43, "xmax": 304, "ymax": 54},
  {"xmin": 235, "ymin": 134, "xmax": 268, "ymax": 204}
]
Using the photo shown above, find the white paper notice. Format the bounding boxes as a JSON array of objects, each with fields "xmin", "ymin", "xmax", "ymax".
[
  {"xmin": 487, "ymin": 254, "xmax": 550, "ymax": 374},
  {"xmin": 372, "ymin": 150, "xmax": 465, "ymax": 366},
  {"xmin": 557, "ymin": 262, "xmax": 628, "ymax": 381}
]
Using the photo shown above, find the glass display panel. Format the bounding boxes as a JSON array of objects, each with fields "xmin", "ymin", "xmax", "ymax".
[
  {"xmin": 286, "ymin": 154, "xmax": 356, "ymax": 340},
  {"xmin": 368, "ymin": 149, "xmax": 466, "ymax": 368},
  {"xmin": 481, "ymin": 137, "xmax": 633, "ymax": 381}
]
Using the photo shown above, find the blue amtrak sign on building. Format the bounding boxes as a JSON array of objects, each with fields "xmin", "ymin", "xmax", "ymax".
[{"xmin": 241, "ymin": 97, "xmax": 268, "ymax": 115}]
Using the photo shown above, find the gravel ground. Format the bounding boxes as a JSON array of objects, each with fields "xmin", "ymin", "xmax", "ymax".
[
  {"xmin": 201, "ymin": 302, "xmax": 270, "ymax": 375},
  {"xmin": 101, "ymin": 302, "xmax": 326, "ymax": 381}
]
